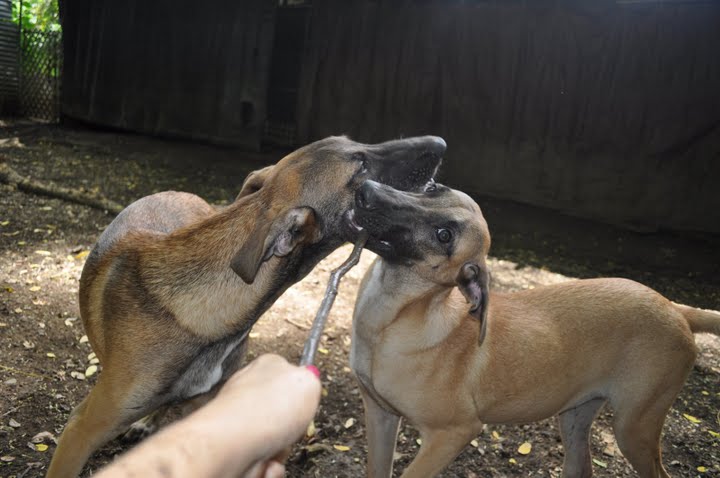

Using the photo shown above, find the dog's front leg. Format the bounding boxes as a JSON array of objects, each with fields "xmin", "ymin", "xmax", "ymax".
[
  {"xmin": 400, "ymin": 428, "xmax": 475, "ymax": 478},
  {"xmin": 360, "ymin": 390, "xmax": 401, "ymax": 478}
]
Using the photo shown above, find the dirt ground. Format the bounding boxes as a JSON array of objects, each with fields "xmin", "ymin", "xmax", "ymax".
[{"xmin": 1, "ymin": 121, "xmax": 719, "ymax": 478}]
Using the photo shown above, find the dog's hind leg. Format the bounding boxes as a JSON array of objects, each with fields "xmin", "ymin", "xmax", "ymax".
[
  {"xmin": 558, "ymin": 397, "xmax": 606, "ymax": 478},
  {"xmin": 399, "ymin": 427, "xmax": 475, "ymax": 478},
  {"xmin": 611, "ymin": 393, "xmax": 675, "ymax": 478}
]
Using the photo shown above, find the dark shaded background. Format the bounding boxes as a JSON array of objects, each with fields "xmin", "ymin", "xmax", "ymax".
[{"xmin": 59, "ymin": 0, "xmax": 720, "ymax": 235}]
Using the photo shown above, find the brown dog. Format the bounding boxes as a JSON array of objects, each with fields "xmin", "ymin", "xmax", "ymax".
[
  {"xmin": 347, "ymin": 180, "xmax": 720, "ymax": 478},
  {"xmin": 46, "ymin": 136, "xmax": 445, "ymax": 478}
]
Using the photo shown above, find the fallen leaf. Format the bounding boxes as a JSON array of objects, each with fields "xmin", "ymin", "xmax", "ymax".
[
  {"xmin": 306, "ymin": 421, "xmax": 316, "ymax": 438},
  {"xmin": 321, "ymin": 387, "xmax": 328, "ymax": 397},
  {"xmin": 85, "ymin": 365, "xmax": 98, "ymax": 377},
  {"xmin": 333, "ymin": 445, "xmax": 350, "ymax": 452},
  {"xmin": 0, "ymin": 220, "xmax": 9, "ymax": 226},
  {"xmin": 701, "ymin": 390, "xmax": 710, "ymax": 396},
  {"xmin": 4, "ymin": 286, "xmax": 13, "ymax": 293},
  {"xmin": 34, "ymin": 250, "xmax": 51, "ymax": 256},
  {"xmin": 64, "ymin": 317, "xmax": 77, "ymax": 327},
  {"xmin": 29, "ymin": 285, "xmax": 41, "ymax": 292},
  {"xmin": 683, "ymin": 413, "xmax": 701, "ymax": 424},
  {"xmin": 87, "ymin": 352, "xmax": 96, "ymax": 360},
  {"xmin": 470, "ymin": 439, "xmax": 479, "ymax": 447},
  {"xmin": 318, "ymin": 347, "xmax": 329, "ymax": 355},
  {"xmin": 697, "ymin": 466, "xmax": 707, "ymax": 473},
  {"xmin": 593, "ymin": 458, "xmax": 608, "ymax": 468},
  {"xmin": 416, "ymin": 438, "xmax": 422, "ymax": 445},
  {"xmin": 708, "ymin": 430, "xmax": 720, "ymax": 438},
  {"xmin": 518, "ymin": 442, "xmax": 532, "ymax": 455},
  {"xmin": 31, "ymin": 431, "xmax": 57, "ymax": 444},
  {"xmin": 17, "ymin": 241, "xmax": 25, "ymax": 246},
  {"xmin": 89, "ymin": 358, "xmax": 100, "ymax": 365},
  {"xmin": 23, "ymin": 340, "xmax": 35, "ymax": 349},
  {"xmin": 46, "ymin": 352, "xmax": 56, "ymax": 358},
  {"xmin": 248, "ymin": 332, "xmax": 260, "ymax": 339},
  {"xmin": 40, "ymin": 206, "xmax": 52, "ymax": 211},
  {"xmin": 491, "ymin": 430, "xmax": 501, "ymax": 441},
  {"xmin": 79, "ymin": 335, "xmax": 89, "ymax": 344},
  {"xmin": 0, "ymin": 455, "xmax": 15, "ymax": 462},
  {"xmin": 9, "ymin": 418, "xmax": 21, "ymax": 428},
  {"xmin": 509, "ymin": 458, "xmax": 517, "ymax": 465},
  {"xmin": 70, "ymin": 371, "xmax": 86, "ymax": 381},
  {"xmin": 304, "ymin": 443, "xmax": 332, "ymax": 454},
  {"xmin": 35, "ymin": 444, "xmax": 49, "ymax": 452},
  {"xmin": 344, "ymin": 418, "xmax": 355, "ymax": 429},
  {"xmin": 14, "ymin": 307, "xmax": 22, "ymax": 313}
]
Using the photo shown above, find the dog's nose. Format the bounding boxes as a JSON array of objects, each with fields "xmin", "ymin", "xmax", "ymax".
[{"xmin": 356, "ymin": 181, "xmax": 379, "ymax": 211}]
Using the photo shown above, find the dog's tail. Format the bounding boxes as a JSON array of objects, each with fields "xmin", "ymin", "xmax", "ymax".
[{"xmin": 675, "ymin": 303, "xmax": 720, "ymax": 336}]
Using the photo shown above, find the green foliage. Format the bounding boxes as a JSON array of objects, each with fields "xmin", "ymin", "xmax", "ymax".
[{"xmin": 11, "ymin": 0, "xmax": 60, "ymax": 32}]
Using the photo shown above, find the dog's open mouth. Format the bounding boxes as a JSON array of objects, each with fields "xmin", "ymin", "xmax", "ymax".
[{"xmin": 344, "ymin": 209, "xmax": 394, "ymax": 252}]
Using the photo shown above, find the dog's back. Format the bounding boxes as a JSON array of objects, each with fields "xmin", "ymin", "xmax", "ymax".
[{"xmin": 79, "ymin": 191, "xmax": 215, "ymax": 359}]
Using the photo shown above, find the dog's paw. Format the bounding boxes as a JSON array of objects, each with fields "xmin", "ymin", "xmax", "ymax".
[{"xmin": 121, "ymin": 418, "xmax": 158, "ymax": 444}]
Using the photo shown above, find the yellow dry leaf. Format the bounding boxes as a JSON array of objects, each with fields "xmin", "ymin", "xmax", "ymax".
[
  {"xmin": 318, "ymin": 347, "xmax": 329, "ymax": 355},
  {"xmin": 470, "ymin": 439, "xmax": 479, "ymax": 447},
  {"xmin": 701, "ymin": 391, "xmax": 709, "ymax": 396},
  {"xmin": 46, "ymin": 352, "xmax": 56, "ymax": 358},
  {"xmin": 321, "ymin": 387, "xmax": 328, "ymax": 397},
  {"xmin": 697, "ymin": 466, "xmax": 707, "ymax": 473},
  {"xmin": 333, "ymin": 445, "xmax": 350, "ymax": 452},
  {"xmin": 17, "ymin": 241, "xmax": 25, "ymax": 246},
  {"xmin": 14, "ymin": 307, "xmax": 22, "ymax": 313},
  {"xmin": 74, "ymin": 250, "xmax": 90, "ymax": 260},
  {"xmin": 29, "ymin": 286, "xmax": 41, "ymax": 292},
  {"xmin": 416, "ymin": 438, "xmax": 422, "ymax": 445},
  {"xmin": 248, "ymin": 332, "xmax": 260, "ymax": 339},
  {"xmin": 708, "ymin": 430, "xmax": 720, "ymax": 438},
  {"xmin": 79, "ymin": 335, "xmax": 89, "ymax": 344},
  {"xmin": 35, "ymin": 444, "xmax": 48, "ymax": 452},
  {"xmin": 518, "ymin": 442, "xmax": 532, "ymax": 455},
  {"xmin": 85, "ymin": 365, "xmax": 98, "ymax": 377},
  {"xmin": 0, "ymin": 220, "xmax": 9, "ymax": 226},
  {"xmin": 683, "ymin": 413, "xmax": 701, "ymax": 424},
  {"xmin": 509, "ymin": 458, "xmax": 517, "ymax": 465},
  {"xmin": 34, "ymin": 250, "xmax": 51, "ymax": 256},
  {"xmin": 4, "ymin": 287, "xmax": 13, "ymax": 293},
  {"xmin": 593, "ymin": 458, "xmax": 608, "ymax": 468},
  {"xmin": 306, "ymin": 421, "xmax": 316, "ymax": 438},
  {"xmin": 491, "ymin": 430, "xmax": 501, "ymax": 441},
  {"xmin": 87, "ymin": 352, "xmax": 96, "ymax": 361},
  {"xmin": 344, "ymin": 418, "xmax": 355, "ymax": 429}
]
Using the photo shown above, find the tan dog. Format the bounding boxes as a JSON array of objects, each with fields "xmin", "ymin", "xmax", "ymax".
[
  {"xmin": 347, "ymin": 180, "xmax": 720, "ymax": 478},
  {"xmin": 46, "ymin": 136, "xmax": 446, "ymax": 478}
]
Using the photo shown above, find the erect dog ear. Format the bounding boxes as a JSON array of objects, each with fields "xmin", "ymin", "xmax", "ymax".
[
  {"xmin": 456, "ymin": 261, "xmax": 491, "ymax": 346},
  {"xmin": 236, "ymin": 165, "xmax": 275, "ymax": 201},
  {"xmin": 230, "ymin": 207, "xmax": 323, "ymax": 284}
]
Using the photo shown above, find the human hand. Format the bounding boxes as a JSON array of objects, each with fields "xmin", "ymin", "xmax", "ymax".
[{"xmin": 95, "ymin": 354, "xmax": 321, "ymax": 478}]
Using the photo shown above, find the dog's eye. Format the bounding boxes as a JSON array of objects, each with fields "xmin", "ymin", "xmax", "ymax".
[{"xmin": 436, "ymin": 228, "xmax": 452, "ymax": 243}]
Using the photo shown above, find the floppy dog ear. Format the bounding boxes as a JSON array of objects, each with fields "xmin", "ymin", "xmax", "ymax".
[
  {"xmin": 230, "ymin": 207, "xmax": 323, "ymax": 284},
  {"xmin": 236, "ymin": 165, "xmax": 275, "ymax": 201},
  {"xmin": 456, "ymin": 262, "xmax": 491, "ymax": 346}
]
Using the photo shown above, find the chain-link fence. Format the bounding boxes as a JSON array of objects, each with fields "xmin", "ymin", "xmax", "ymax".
[{"xmin": 19, "ymin": 28, "xmax": 61, "ymax": 121}]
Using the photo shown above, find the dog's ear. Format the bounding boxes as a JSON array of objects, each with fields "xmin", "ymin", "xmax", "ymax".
[
  {"xmin": 236, "ymin": 165, "xmax": 275, "ymax": 201},
  {"xmin": 230, "ymin": 206, "xmax": 323, "ymax": 284},
  {"xmin": 456, "ymin": 261, "xmax": 491, "ymax": 346}
]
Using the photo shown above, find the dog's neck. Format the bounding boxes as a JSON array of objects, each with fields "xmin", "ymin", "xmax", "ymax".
[
  {"xmin": 138, "ymin": 197, "xmax": 302, "ymax": 340},
  {"xmin": 354, "ymin": 259, "xmax": 472, "ymax": 350}
]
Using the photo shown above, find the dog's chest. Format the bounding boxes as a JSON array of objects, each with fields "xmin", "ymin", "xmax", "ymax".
[{"xmin": 169, "ymin": 332, "xmax": 248, "ymax": 400}]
